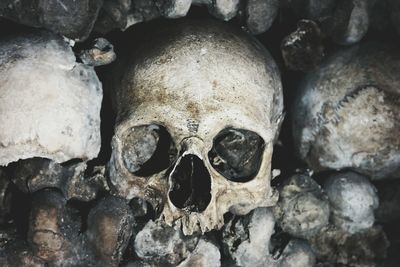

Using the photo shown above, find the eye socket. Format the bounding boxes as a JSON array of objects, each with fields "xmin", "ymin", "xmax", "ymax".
[
  {"xmin": 122, "ymin": 124, "xmax": 177, "ymax": 177},
  {"xmin": 208, "ymin": 128, "xmax": 265, "ymax": 182}
]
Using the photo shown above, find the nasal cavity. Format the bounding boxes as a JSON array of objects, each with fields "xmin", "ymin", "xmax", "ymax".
[{"xmin": 169, "ymin": 154, "xmax": 212, "ymax": 213}]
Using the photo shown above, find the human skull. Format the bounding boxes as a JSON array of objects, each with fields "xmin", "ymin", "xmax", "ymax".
[
  {"xmin": 293, "ymin": 42, "xmax": 400, "ymax": 179},
  {"xmin": 108, "ymin": 20, "xmax": 283, "ymax": 234},
  {"xmin": 0, "ymin": 30, "xmax": 102, "ymax": 166}
]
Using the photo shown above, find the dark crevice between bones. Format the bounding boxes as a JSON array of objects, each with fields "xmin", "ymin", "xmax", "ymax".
[
  {"xmin": 169, "ymin": 155, "xmax": 211, "ymax": 213},
  {"xmin": 208, "ymin": 128, "xmax": 265, "ymax": 182},
  {"xmin": 122, "ymin": 124, "xmax": 177, "ymax": 177},
  {"xmin": 270, "ymin": 227, "xmax": 292, "ymax": 260}
]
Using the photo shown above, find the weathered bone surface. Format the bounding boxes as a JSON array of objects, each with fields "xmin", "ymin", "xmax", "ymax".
[
  {"xmin": 273, "ymin": 173, "xmax": 330, "ymax": 239},
  {"xmin": 133, "ymin": 219, "xmax": 199, "ymax": 265},
  {"xmin": 222, "ymin": 208, "xmax": 276, "ymax": 267},
  {"xmin": 243, "ymin": 0, "xmax": 279, "ymax": 35},
  {"xmin": 25, "ymin": 190, "xmax": 135, "ymax": 267},
  {"xmin": 177, "ymin": 238, "xmax": 221, "ymax": 267},
  {"xmin": 0, "ymin": 0, "xmax": 103, "ymax": 41},
  {"xmin": 28, "ymin": 189, "xmax": 81, "ymax": 266},
  {"xmin": 0, "ymin": 31, "xmax": 102, "ymax": 166},
  {"xmin": 109, "ymin": 19, "xmax": 283, "ymax": 234},
  {"xmin": 293, "ymin": 42, "xmax": 400, "ymax": 179},
  {"xmin": 11, "ymin": 158, "xmax": 108, "ymax": 201},
  {"xmin": 324, "ymin": 171, "xmax": 379, "ymax": 234},
  {"xmin": 85, "ymin": 196, "xmax": 135, "ymax": 267},
  {"xmin": 1, "ymin": 241, "xmax": 46, "ymax": 267},
  {"xmin": 310, "ymin": 225, "xmax": 389, "ymax": 266},
  {"xmin": 221, "ymin": 208, "xmax": 316, "ymax": 267},
  {"xmin": 278, "ymin": 239, "xmax": 316, "ymax": 267},
  {"xmin": 204, "ymin": 0, "xmax": 240, "ymax": 21}
]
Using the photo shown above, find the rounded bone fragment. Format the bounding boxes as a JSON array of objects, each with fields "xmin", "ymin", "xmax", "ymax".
[
  {"xmin": 309, "ymin": 225, "xmax": 389, "ymax": 266},
  {"xmin": 324, "ymin": 171, "xmax": 379, "ymax": 234},
  {"xmin": 177, "ymin": 238, "xmax": 221, "ymax": 267},
  {"xmin": 0, "ymin": 31, "xmax": 102, "ymax": 166},
  {"xmin": 156, "ymin": 0, "xmax": 192, "ymax": 18},
  {"xmin": 0, "ymin": 0, "xmax": 103, "ymax": 41},
  {"xmin": 278, "ymin": 239, "xmax": 316, "ymax": 267},
  {"xmin": 10, "ymin": 158, "xmax": 108, "ymax": 201},
  {"xmin": 208, "ymin": 0, "xmax": 240, "ymax": 21},
  {"xmin": 243, "ymin": 0, "xmax": 279, "ymax": 34},
  {"xmin": 28, "ymin": 189, "xmax": 81, "ymax": 266},
  {"xmin": 273, "ymin": 173, "xmax": 330, "ymax": 239},
  {"xmin": 133, "ymin": 219, "xmax": 199, "ymax": 265},
  {"xmin": 222, "ymin": 207, "xmax": 316, "ymax": 267},
  {"xmin": 293, "ymin": 42, "xmax": 400, "ymax": 179},
  {"xmin": 222, "ymin": 208, "xmax": 276, "ymax": 267},
  {"xmin": 85, "ymin": 196, "xmax": 135, "ymax": 267},
  {"xmin": 0, "ymin": 241, "xmax": 46, "ymax": 267}
]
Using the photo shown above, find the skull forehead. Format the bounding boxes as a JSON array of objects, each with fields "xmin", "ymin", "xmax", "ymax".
[{"xmin": 116, "ymin": 20, "xmax": 281, "ymax": 126}]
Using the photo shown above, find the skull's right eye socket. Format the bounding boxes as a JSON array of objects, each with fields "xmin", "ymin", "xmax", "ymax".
[
  {"xmin": 208, "ymin": 128, "xmax": 265, "ymax": 182},
  {"xmin": 122, "ymin": 124, "xmax": 177, "ymax": 177}
]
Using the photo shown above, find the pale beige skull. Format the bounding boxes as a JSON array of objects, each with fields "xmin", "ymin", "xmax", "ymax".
[{"xmin": 108, "ymin": 20, "xmax": 283, "ymax": 235}]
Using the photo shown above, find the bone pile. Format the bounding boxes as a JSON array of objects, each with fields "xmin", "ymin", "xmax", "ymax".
[{"xmin": 1, "ymin": 1, "xmax": 400, "ymax": 267}]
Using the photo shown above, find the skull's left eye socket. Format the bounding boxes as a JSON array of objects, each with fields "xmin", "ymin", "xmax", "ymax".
[
  {"xmin": 208, "ymin": 128, "xmax": 265, "ymax": 182},
  {"xmin": 122, "ymin": 124, "xmax": 177, "ymax": 177}
]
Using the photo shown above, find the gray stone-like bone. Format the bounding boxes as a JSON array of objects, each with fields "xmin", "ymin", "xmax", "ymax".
[
  {"xmin": 85, "ymin": 196, "xmax": 135, "ymax": 267},
  {"xmin": 310, "ymin": 225, "xmax": 389, "ymax": 266},
  {"xmin": 324, "ymin": 171, "xmax": 379, "ymax": 234},
  {"xmin": 11, "ymin": 158, "xmax": 108, "ymax": 201},
  {"xmin": 207, "ymin": 0, "xmax": 240, "ymax": 21},
  {"xmin": 222, "ymin": 208, "xmax": 316, "ymax": 267},
  {"xmin": 0, "ymin": 0, "xmax": 103, "ymax": 41},
  {"xmin": 293, "ymin": 42, "xmax": 400, "ymax": 179},
  {"xmin": 177, "ymin": 238, "xmax": 221, "ymax": 267},
  {"xmin": 156, "ymin": 0, "xmax": 192, "ymax": 18},
  {"xmin": 133, "ymin": 219, "xmax": 199, "ymax": 266},
  {"xmin": 273, "ymin": 173, "xmax": 330, "ymax": 239},
  {"xmin": 243, "ymin": 0, "xmax": 279, "ymax": 34},
  {"xmin": 0, "ymin": 31, "xmax": 102, "ymax": 166}
]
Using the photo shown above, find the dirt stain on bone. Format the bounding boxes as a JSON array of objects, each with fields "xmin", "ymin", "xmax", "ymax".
[{"xmin": 186, "ymin": 101, "xmax": 200, "ymax": 118}]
